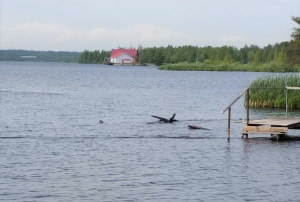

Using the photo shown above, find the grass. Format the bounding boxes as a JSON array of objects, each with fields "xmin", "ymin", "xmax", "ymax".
[
  {"xmin": 158, "ymin": 61, "xmax": 300, "ymax": 72},
  {"xmin": 248, "ymin": 74, "xmax": 300, "ymax": 109}
]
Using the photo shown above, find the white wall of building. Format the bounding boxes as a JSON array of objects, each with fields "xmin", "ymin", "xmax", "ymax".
[{"xmin": 110, "ymin": 53, "xmax": 133, "ymax": 64}]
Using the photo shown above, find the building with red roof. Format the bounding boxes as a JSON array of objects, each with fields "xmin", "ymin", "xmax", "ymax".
[{"xmin": 110, "ymin": 48, "xmax": 139, "ymax": 65}]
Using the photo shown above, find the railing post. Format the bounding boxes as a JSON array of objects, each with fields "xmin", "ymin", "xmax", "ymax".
[
  {"xmin": 285, "ymin": 88, "xmax": 288, "ymax": 117},
  {"xmin": 227, "ymin": 107, "xmax": 231, "ymax": 140},
  {"xmin": 247, "ymin": 88, "xmax": 250, "ymax": 125}
]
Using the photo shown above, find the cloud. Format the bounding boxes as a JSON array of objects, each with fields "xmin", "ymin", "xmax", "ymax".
[{"xmin": 0, "ymin": 22, "xmax": 281, "ymax": 51}]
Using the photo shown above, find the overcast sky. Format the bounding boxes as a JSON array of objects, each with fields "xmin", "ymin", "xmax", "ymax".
[{"xmin": 1, "ymin": 0, "xmax": 300, "ymax": 51}]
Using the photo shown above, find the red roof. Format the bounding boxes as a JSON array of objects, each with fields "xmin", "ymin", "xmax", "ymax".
[{"xmin": 110, "ymin": 49, "xmax": 138, "ymax": 58}]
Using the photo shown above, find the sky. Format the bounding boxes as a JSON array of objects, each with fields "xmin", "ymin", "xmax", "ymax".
[{"xmin": 1, "ymin": 0, "xmax": 300, "ymax": 51}]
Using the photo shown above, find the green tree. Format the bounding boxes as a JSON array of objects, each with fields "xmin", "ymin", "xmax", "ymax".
[
  {"xmin": 288, "ymin": 16, "xmax": 300, "ymax": 65},
  {"xmin": 253, "ymin": 50, "xmax": 262, "ymax": 65},
  {"xmin": 224, "ymin": 51, "xmax": 234, "ymax": 64},
  {"xmin": 276, "ymin": 46, "xmax": 288, "ymax": 65},
  {"xmin": 154, "ymin": 48, "xmax": 164, "ymax": 66}
]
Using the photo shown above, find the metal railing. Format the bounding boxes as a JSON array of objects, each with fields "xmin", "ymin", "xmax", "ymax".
[{"xmin": 221, "ymin": 88, "xmax": 249, "ymax": 140}]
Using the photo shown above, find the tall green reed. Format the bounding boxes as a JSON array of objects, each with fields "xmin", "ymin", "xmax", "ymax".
[{"xmin": 248, "ymin": 74, "xmax": 300, "ymax": 109}]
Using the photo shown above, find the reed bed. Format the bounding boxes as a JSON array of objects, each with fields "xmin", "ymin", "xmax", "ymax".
[
  {"xmin": 158, "ymin": 62, "xmax": 300, "ymax": 72},
  {"xmin": 248, "ymin": 74, "xmax": 300, "ymax": 109}
]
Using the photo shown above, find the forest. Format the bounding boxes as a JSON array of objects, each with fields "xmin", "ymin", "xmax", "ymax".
[
  {"xmin": 76, "ymin": 41, "xmax": 292, "ymax": 71},
  {"xmin": 78, "ymin": 50, "xmax": 110, "ymax": 64},
  {"xmin": 140, "ymin": 42, "xmax": 292, "ymax": 71}
]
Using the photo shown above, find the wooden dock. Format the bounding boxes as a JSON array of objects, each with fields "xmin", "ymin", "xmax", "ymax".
[
  {"xmin": 222, "ymin": 87, "xmax": 300, "ymax": 140},
  {"xmin": 242, "ymin": 117, "xmax": 300, "ymax": 139}
]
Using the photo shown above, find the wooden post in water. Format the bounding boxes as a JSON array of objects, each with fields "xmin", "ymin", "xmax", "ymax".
[
  {"xmin": 227, "ymin": 107, "xmax": 231, "ymax": 140},
  {"xmin": 247, "ymin": 89, "xmax": 250, "ymax": 125}
]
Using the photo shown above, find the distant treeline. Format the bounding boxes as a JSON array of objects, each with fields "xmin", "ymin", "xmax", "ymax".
[
  {"xmin": 76, "ymin": 40, "xmax": 296, "ymax": 72},
  {"xmin": 0, "ymin": 50, "xmax": 80, "ymax": 63},
  {"xmin": 151, "ymin": 42, "xmax": 297, "ymax": 72},
  {"xmin": 139, "ymin": 42, "xmax": 289, "ymax": 66},
  {"xmin": 76, "ymin": 43, "xmax": 292, "ymax": 70},
  {"xmin": 78, "ymin": 50, "xmax": 111, "ymax": 64}
]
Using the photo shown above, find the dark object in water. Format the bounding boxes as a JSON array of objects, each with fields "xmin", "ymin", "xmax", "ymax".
[
  {"xmin": 151, "ymin": 113, "xmax": 177, "ymax": 123},
  {"xmin": 99, "ymin": 120, "xmax": 104, "ymax": 124},
  {"xmin": 188, "ymin": 125, "xmax": 209, "ymax": 130}
]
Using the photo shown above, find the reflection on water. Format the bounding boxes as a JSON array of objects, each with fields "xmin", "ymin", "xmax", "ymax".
[{"xmin": 1, "ymin": 62, "xmax": 300, "ymax": 201}]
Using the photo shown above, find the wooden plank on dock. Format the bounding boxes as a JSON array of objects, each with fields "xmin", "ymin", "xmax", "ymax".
[
  {"xmin": 247, "ymin": 117, "xmax": 300, "ymax": 129},
  {"xmin": 242, "ymin": 125, "xmax": 288, "ymax": 139},
  {"xmin": 242, "ymin": 126, "xmax": 288, "ymax": 134}
]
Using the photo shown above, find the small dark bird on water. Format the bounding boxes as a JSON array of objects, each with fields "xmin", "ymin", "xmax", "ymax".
[{"xmin": 99, "ymin": 120, "xmax": 104, "ymax": 124}]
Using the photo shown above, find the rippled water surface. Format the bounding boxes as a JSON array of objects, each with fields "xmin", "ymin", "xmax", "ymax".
[{"xmin": 1, "ymin": 61, "xmax": 300, "ymax": 201}]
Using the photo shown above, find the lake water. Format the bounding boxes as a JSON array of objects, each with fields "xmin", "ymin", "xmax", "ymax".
[{"xmin": 1, "ymin": 61, "xmax": 300, "ymax": 201}]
